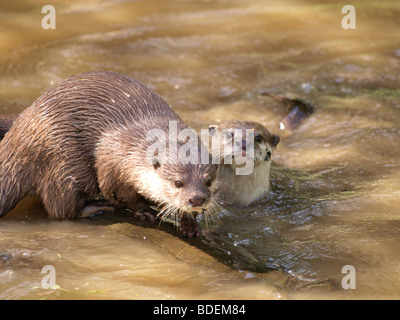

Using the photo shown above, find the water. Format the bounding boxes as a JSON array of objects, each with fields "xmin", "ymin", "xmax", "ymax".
[{"xmin": 1, "ymin": 0, "xmax": 400, "ymax": 299}]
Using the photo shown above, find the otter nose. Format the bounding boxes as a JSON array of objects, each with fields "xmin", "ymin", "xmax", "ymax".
[
  {"xmin": 241, "ymin": 140, "xmax": 247, "ymax": 150},
  {"xmin": 189, "ymin": 196, "xmax": 205, "ymax": 208}
]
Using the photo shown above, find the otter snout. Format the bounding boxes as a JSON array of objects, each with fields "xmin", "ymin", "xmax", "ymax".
[
  {"xmin": 241, "ymin": 139, "xmax": 249, "ymax": 156},
  {"xmin": 188, "ymin": 196, "xmax": 206, "ymax": 208}
]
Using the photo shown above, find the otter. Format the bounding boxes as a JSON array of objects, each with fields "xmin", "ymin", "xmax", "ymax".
[
  {"xmin": 0, "ymin": 71, "xmax": 217, "ymax": 238},
  {"xmin": 209, "ymin": 120, "xmax": 279, "ymax": 207}
]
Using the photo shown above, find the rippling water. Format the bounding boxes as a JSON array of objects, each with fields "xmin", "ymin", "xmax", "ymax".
[{"xmin": 0, "ymin": 0, "xmax": 400, "ymax": 299}]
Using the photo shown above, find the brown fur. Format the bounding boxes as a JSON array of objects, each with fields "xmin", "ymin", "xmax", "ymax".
[
  {"xmin": 0, "ymin": 71, "xmax": 216, "ymax": 226},
  {"xmin": 209, "ymin": 120, "xmax": 279, "ymax": 207},
  {"xmin": 0, "ymin": 114, "xmax": 17, "ymax": 141}
]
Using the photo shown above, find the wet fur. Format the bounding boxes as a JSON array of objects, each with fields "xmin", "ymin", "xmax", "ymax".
[
  {"xmin": 0, "ymin": 71, "xmax": 216, "ymax": 221},
  {"xmin": 0, "ymin": 114, "xmax": 17, "ymax": 140},
  {"xmin": 210, "ymin": 120, "xmax": 279, "ymax": 207}
]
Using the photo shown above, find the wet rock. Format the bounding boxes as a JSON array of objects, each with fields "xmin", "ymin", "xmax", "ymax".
[{"xmin": 108, "ymin": 222, "xmax": 296, "ymax": 295}]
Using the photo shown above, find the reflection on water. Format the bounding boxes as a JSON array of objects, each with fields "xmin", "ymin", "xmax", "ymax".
[{"xmin": 0, "ymin": 0, "xmax": 400, "ymax": 299}]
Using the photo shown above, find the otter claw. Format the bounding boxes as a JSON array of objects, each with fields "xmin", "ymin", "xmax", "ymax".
[
  {"xmin": 80, "ymin": 204, "xmax": 115, "ymax": 218},
  {"xmin": 179, "ymin": 217, "xmax": 202, "ymax": 238},
  {"xmin": 135, "ymin": 210, "xmax": 157, "ymax": 221}
]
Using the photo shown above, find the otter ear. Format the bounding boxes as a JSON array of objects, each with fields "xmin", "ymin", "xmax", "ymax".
[
  {"xmin": 151, "ymin": 158, "xmax": 161, "ymax": 170},
  {"xmin": 208, "ymin": 125, "xmax": 218, "ymax": 136},
  {"xmin": 271, "ymin": 134, "xmax": 280, "ymax": 147}
]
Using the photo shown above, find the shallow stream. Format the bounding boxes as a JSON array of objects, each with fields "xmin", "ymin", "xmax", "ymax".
[{"xmin": 1, "ymin": 0, "xmax": 400, "ymax": 299}]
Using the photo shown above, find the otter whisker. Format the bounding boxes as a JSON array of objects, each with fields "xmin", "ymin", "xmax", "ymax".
[
  {"xmin": 157, "ymin": 203, "xmax": 180, "ymax": 228},
  {"xmin": 202, "ymin": 209, "xmax": 210, "ymax": 231},
  {"xmin": 211, "ymin": 201, "xmax": 223, "ymax": 220},
  {"xmin": 201, "ymin": 201, "xmax": 222, "ymax": 228}
]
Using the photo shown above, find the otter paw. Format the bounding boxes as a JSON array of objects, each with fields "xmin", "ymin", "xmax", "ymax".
[
  {"xmin": 81, "ymin": 203, "xmax": 115, "ymax": 218},
  {"xmin": 135, "ymin": 209, "xmax": 157, "ymax": 222},
  {"xmin": 179, "ymin": 217, "xmax": 202, "ymax": 238}
]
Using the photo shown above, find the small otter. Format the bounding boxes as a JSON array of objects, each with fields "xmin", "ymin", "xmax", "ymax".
[
  {"xmin": 209, "ymin": 120, "xmax": 279, "ymax": 207},
  {"xmin": 0, "ymin": 71, "xmax": 217, "ymax": 237}
]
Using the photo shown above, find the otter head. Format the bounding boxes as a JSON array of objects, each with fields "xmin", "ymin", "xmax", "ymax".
[
  {"xmin": 209, "ymin": 120, "xmax": 280, "ymax": 170},
  {"xmin": 137, "ymin": 134, "xmax": 218, "ymax": 218},
  {"xmin": 152, "ymin": 161, "xmax": 217, "ymax": 213}
]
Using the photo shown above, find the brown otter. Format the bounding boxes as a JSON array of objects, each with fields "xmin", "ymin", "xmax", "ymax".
[
  {"xmin": 0, "ymin": 71, "xmax": 217, "ymax": 238},
  {"xmin": 209, "ymin": 120, "xmax": 279, "ymax": 207}
]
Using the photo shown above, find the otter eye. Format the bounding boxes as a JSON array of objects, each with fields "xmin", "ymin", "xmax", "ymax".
[
  {"xmin": 174, "ymin": 180, "xmax": 184, "ymax": 188},
  {"xmin": 225, "ymin": 132, "xmax": 233, "ymax": 140},
  {"xmin": 255, "ymin": 135, "xmax": 263, "ymax": 143}
]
